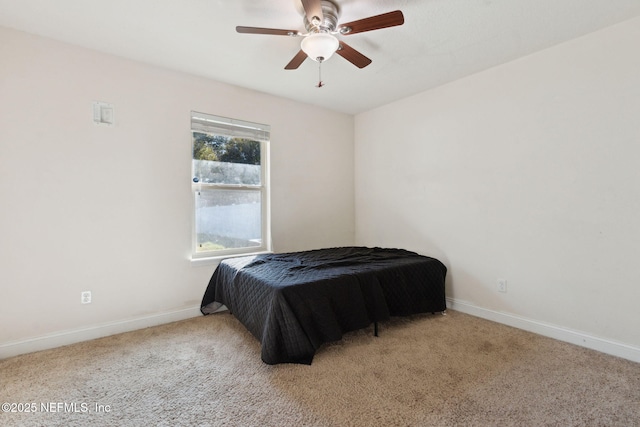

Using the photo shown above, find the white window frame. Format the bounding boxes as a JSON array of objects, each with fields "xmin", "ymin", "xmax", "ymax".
[{"xmin": 191, "ymin": 111, "xmax": 271, "ymax": 260}]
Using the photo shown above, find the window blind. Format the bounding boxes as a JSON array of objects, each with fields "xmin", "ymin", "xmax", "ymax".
[{"xmin": 190, "ymin": 111, "xmax": 270, "ymax": 142}]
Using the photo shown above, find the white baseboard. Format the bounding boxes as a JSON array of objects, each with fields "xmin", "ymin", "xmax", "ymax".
[
  {"xmin": 0, "ymin": 306, "xmax": 202, "ymax": 360},
  {"xmin": 4, "ymin": 301, "xmax": 639, "ymax": 364},
  {"xmin": 447, "ymin": 298, "xmax": 640, "ymax": 364}
]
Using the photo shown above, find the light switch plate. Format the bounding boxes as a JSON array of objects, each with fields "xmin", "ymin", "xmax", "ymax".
[{"xmin": 93, "ymin": 101, "xmax": 114, "ymax": 126}]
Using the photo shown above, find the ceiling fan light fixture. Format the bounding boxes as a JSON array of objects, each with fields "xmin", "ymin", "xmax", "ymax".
[{"xmin": 301, "ymin": 33, "xmax": 339, "ymax": 62}]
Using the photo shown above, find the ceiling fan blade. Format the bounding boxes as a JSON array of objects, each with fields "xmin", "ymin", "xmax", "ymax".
[
  {"xmin": 236, "ymin": 26, "xmax": 299, "ymax": 36},
  {"xmin": 336, "ymin": 42, "xmax": 372, "ymax": 68},
  {"xmin": 338, "ymin": 10, "xmax": 404, "ymax": 35},
  {"xmin": 285, "ymin": 50, "xmax": 308, "ymax": 70},
  {"xmin": 301, "ymin": 0, "xmax": 323, "ymax": 24}
]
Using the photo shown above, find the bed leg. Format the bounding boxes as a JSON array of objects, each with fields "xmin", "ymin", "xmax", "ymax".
[{"xmin": 374, "ymin": 321, "xmax": 379, "ymax": 337}]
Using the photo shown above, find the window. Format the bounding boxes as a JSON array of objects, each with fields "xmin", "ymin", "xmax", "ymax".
[{"xmin": 191, "ymin": 111, "xmax": 270, "ymax": 258}]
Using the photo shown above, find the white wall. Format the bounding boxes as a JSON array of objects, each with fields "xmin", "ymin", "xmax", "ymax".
[
  {"xmin": 355, "ymin": 17, "xmax": 640, "ymax": 358},
  {"xmin": 0, "ymin": 26, "xmax": 354, "ymax": 354}
]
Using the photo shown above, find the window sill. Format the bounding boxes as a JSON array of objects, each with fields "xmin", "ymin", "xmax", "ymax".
[{"xmin": 190, "ymin": 250, "xmax": 272, "ymax": 267}]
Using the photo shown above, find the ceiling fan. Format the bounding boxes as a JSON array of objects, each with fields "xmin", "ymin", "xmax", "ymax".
[{"xmin": 236, "ymin": 0, "xmax": 404, "ymax": 85}]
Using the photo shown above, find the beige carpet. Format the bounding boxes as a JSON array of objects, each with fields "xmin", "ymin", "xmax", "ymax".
[{"xmin": 1, "ymin": 310, "xmax": 639, "ymax": 426}]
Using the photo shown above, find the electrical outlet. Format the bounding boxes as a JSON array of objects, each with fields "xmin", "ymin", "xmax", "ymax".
[
  {"xmin": 497, "ymin": 279, "xmax": 507, "ymax": 293},
  {"xmin": 81, "ymin": 291, "xmax": 92, "ymax": 304}
]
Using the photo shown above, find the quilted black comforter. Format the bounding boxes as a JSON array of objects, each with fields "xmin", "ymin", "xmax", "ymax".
[{"xmin": 200, "ymin": 247, "xmax": 447, "ymax": 365}]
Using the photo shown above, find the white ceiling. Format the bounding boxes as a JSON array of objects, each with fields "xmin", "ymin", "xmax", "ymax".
[{"xmin": 2, "ymin": 0, "xmax": 640, "ymax": 115}]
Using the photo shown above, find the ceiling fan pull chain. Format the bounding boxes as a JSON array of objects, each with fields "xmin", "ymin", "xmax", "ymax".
[{"xmin": 316, "ymin": 59, "xmax": 325, "ymax": 88}]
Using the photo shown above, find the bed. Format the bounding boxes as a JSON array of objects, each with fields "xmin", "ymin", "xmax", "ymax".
[{"xmin": 200, "ymin": 246, "xmax": 447, "ymax": 365}]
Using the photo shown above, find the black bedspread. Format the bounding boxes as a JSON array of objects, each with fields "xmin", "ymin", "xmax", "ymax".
[{"xmin": 200, "ymin": 247, "xmax": 447, "ymax": 365}]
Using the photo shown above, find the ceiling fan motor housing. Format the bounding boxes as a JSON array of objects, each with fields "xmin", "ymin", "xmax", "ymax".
[{"xmin": 304, "ymin": 0, "xmax": 340, "ymax": 33}]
